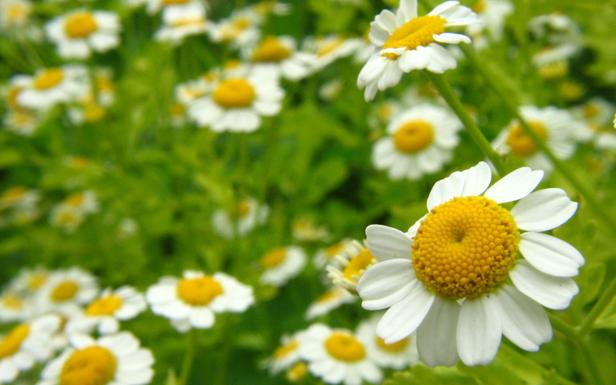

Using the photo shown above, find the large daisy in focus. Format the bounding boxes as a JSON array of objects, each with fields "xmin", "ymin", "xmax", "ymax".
[
  {"xmin": 357, "ymin": 161, "xmax": 583, "ymax": 366},
  {"xmin": 358, "ymin": 0, "xmax": 478, "ymax": 101},
  {"xmin": 373, "ymin": 104, "xmax": 462, "ymax": 180}
]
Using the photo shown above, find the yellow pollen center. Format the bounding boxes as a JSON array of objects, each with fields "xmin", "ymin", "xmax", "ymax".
[
  {"xmin": 412, "ymin": 196, "xmax": 519, "ymax": 299},
  {"xmin": 274, "ymin": 340, "xmax": 299, "ymax": 359},
  {"xmin": 85, "ymin": 295, "xmax": 123, "ymax": 316},
  {"xmin": 51, "ymin": 280, "xmax": 79, "ymax": 302},
  {"xmin": 170, "ymin": 103, "xmax": 186, "ymax": 116},
  {"xmin": 2, "ymin": 295, "xmax": 23, "ymax": 310},
  {"xmin": 83, "ymin": 103, "xmax": 106, "ymax": 122},
  {"xmin": 261, "ymin": 248, "xmax": 287, "ymax": 269},
  {"xmin": 342, "ymin": 248, "xmax": 375, "ymax": 283},
  {"xmin": 34, "ymin": 69, "xmax": 64, "ymax": 90},
  {"xmin": 286, "ymin": 362, "xmax": 308, "ymax": 382},
  {"xmin": 324, "ymin": 332, "xmax": 366, "ymax": 362},
  {"xmin": 7, "ymin": 86, "xmax": 23, "ymax": 110},
  {"xmin": 28, "ymin": 274, "xmax": 47, "ymax": 290},
  {"xmin": 65, "ymin": 194, "xmax": 85, "ymax": 207},
  {"xmin": 383, "ymin": 15, "xmax": 446, "ymax": 54},
  {"xmin": 252, "ymin": 37, "xmax": 292, "ymax": 62},
  {"xmin": 375, "ymin": 336, "xmax": 410, "ymax": 353},
  {"xmin": 171, "ymin": 17, "xmax": 205, "ymax": 28},
  {"xmin": 317, "ymin": 289, "xmax": 338, "ymax": 303},
  {"xmin": 506, "ymin": 120, "xmax": 548, "ymax": 156},
  {"xmin": 393, "ymin": 120, "xmax": 435, "ymax": 154},
  {"xmin": 57, "ymin": 210, "xmax": 80, "ymax": 226},
  {"xmin": 325, "ymin": 243, "xmax": 345, "ymax": 258},
  {"xmin": 64, "ymin": 12, "xmax": 98, "ymax": 38},
  {"xmin": 177, "ymin": 276, "xmax": 223, "ymax": 306},
  {"xmin": 7, "ymin": 4, "xmax": 28, "ymax": 22},
  {"xmin": 60, "ymin": 346, "xmax": 117, "ymax": 385},
  {"xmin": 473, "ymin": 0, "xmax": 486, "ymax": 13},
  {"xmin": 212, "ymin": 78, "xmax": 256, "ymax": 108},
  {"xmin": 583, "ymin": 104, "xmax": 600, "ymax": 120},
  {"xmin": 0, "ymin": 324, "xmax": 30, "ymax": 359},
  {"xmin": 1, "ymin": 186, "xmax": 26, "ymax": 205}
]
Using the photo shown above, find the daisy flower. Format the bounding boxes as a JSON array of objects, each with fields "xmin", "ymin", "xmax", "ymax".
[
  {"xmin": 247, "ymin": 35, "xmax": 316, "ymax": 80},
  {"xmin": 17, "ymin": 66, "xmax": 89, "ymax": 111},
  {"xmin": 0, "ymin": 186, "xmax": 38, "ymax": 211},
  {"xmin": 292, "ymin": 217, "xmax": 330, "ymax": 242},
  {"xmin": 299, "ymin": 324, "xmax": 382, "ymax": 385},
  {"xmin": 306, "ymin": 287, "xmax": 355, "ymax": 320},
  {"xmin": 467, "ymin": 0, "xmax": 513, "ymax": 48},
  {"xmin": 37, "ymin": 268, "xmax": 99, "ymax": 316},
  {"xmin": 211, "ymin": 198, "xmax": 269, "ymax": 238},
  {"xmin": 493, "ymin": 106, "xmax": 592, "ymax": 172},
  {"xmin": 7, "ymin": 267, "xmax": 48, "ymax": 295},
  {"xmin": 0, "ymin": 0, "xmax": 31, "ymax": 29},
  {"xmin": 66, "ymin": 286, "xmax": 147, "ymax": 335},
  {"xmin": 155, "ymin": 1, "xmax": 210, "ymax": 43},
  {"xmin": 49, "ymin": 204, "xmax": 85, "ymax": 233},
  {"xmin": 3, "ymin": 110, "xmax": 39, "ymax": 136},
  {"xmin": 38, "ymin": 332, "xmax": 154, "ymax": 385},
  {"xmin": 327, "ymin": 241, "xmax": 376, "ymax": 291},
  {"xmin": 0, "ymin": 292, "xmax": 29, "ymax": 322},
  {"xmin": 303, "ymin": 35, "xmax": 361, "ymax": 71},
  {"xmin": 313, "ymin": 240, "xmax": 351, "ymax": 268},
  {"xmin": 0, "ymin": 315, "xmax": 60, "ymax": 384},
  {"xmin": 267, "ymin": 331, "xmax": 305, "ymax": 375},
  {"xmin": 356, "ymin": 315, "xmax": 418, "ymax": 369},
  {"xmin": 146, "ymin": 270, "xmax": 254, "ymax": 332},
  {"xmin": 260, "ymin": 246, "xmax": 307, "ymax": 287},
  {"xmin": 209, "ymin": 7, "xmax": 262, "ymax": 48},
  {"xmin": 357, "ymin": 161, "xmax": 584, "ymax": 366},
  {"xmin": 188, "ymin": 65, "xmax": 283, "ymax": 132},
  {"xmin": 373, "ymin": 103, "xmax": 462, "ymax": 180},
  {"xmin": 357, "ymin": 0, "xmax": 478, "ymax": 101},
  {"xmin": 62, "ymin": 191, "xmax": 99, "ymax": 215}
]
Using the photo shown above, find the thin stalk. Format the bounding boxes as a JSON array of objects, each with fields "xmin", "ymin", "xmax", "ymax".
[
  {"xmin": 578, "ymin": 278, "xmax": 616, "ymax": 337},
  {"xmin": 179, "ymin": 330, "xmax": 197, "ymax": 385},
  {"xmin": 426, "ymin": 72, "xmax": 505, "ymax": 175}
]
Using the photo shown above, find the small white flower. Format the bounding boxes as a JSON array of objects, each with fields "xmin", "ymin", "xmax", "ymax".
[
  {"xmin": 260, "ymin": 246, "xmax": 307, "ymax": 287},
  {"xmin": 6, "ymin": 267, "xmax": 48, "ymax": 295},
  {"xmin": 246, "ymin": 35, "xmax": 317, "ymax": 81},
  {"xmin": 0, "ymin": 0, "xmax": 31, "ymax": 29},
  {"xmin": 356, "ymin": 315, "xmax": 418, "ymax": 369},
  {"xmin": 467, "ymin": 0, "xmax": 513, "ymax": 43},
  {"xmin": 267, "ymin": 331, "xmax": 305, "ymax": 374},
  {"xmin": 18, "ymin": 66, "xmax": 90, "ymax": 111},
  {"xmin": 327, "ymin": 240, "xmax": 376, "ymax": 291},
  {"xmin": 155, "ymin": 1, "xmax": 210, "ymax": 43},
  {"xmin": 209, "ymin": 7, "xmax": 262, "ymax": 48},
  {"xmin": 211, "ymin": 198, "xmax": 269, "ymax": 238},
  {"xmin": 313, "ymin": 240, "xmax": 352, "ymax": 269},
  {"xmin": 0, "ymin": 292, "xmax": 30, "ymax": 322},
  {"xmin": 0, "ymin": 186, "xmax": 38, "ymax": 211},
  {"xmin": 36, "ymin": 268, "xmax": 99, "ymax": 317},
  {"xmin": 303, "ymin": 35, "xmax": 361, "ymax": 71},
  {"xmin": 305, "ymin": 287, "xmax": 355, "ymax": 320}
]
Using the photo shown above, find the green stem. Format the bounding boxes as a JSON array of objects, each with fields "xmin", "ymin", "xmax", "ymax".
[
  {"xmin": 426, "ymin": 72, "xmax": 505, "ymax": 175},
  {"xmin": 179, "ymin": 330, "xmax": 197, "ymax": 385},
  {"xmin": 578, "ymin": 278, "xmax": 616, "ymax": 337},
  {"xmin": 460, "ymin": 45, "xmax": 616, "ymax": 235}
]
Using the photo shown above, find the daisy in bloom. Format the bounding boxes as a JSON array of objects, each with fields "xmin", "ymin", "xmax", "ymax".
[
  {"xmin": 37, "ymin": 268, "xmax": 99, "ymax": 316},
  {"xmin": 247, "ymin": 36, "xmax": 316, "ymax": 80},
  {"xmin": 7, "ymin": 267, "xmax": 48, "ymax": 295},
  {"xmin": 155, "ymin": 1, "xmax": 210, "ymax": 43},
  {"xmin": 573, "ymin": 99, "xmax": 616, "ymax": 151},
  {"xmin": 46, "ymin": 9, "xmax": 120, "ymax": 59},
  {"xmin": 209, "ymin": 7, "xmax": 262, "ymax": 48},
  {"xmin": 306, "ymin": 287, "xmax": 355, "ymax": 320},
  {"xmin": 0, "ymin": 186, "xmax": 38, "ymax": 211},
  {"xmin": 260, "ymin": 246, "xmax": 307, "ymax": 287},
  {"xmin": 292, "ymin": 217, "xmax": 330, "ymax": 242},
  {"xmin": 373, "ymin": 104, "xmax": 462, "ymax": 180},
  {"xmin": 38, "ymin": 332, "xmax": 154, "ymax": 385},
  {"xmin": 188, "ymin": 65, "xmax": 283, "ymax": 132},
  {"xmin": 66, "ymin": 286, "xmax": 147, "ymax": 335},
  {"xmin": 62, "ymin": 191, "xmax": 100, "ymax": 215},
  {"xmin": 17, "ymin": 65, "xmax": 89, "ymax": 111},
  {"xmin": 357, "ymin": 161, "xmax": 584, "ymax": 366},
  {"xmin": 299, "ymin": 324, "xmax": 382, "ymax": 385},
  {"xmin": 211, "ymin": 198, "xmax": 269, "ymax": 238},
  {"xmin": 3, "ymin": 110, "xmax": 39, "ymax": 136},
  {"xmin": 493, "ymin": 106, "xmax": 592, "ymax": 172},
  {"xmin": 0, "ymin": 0, "xmax": 31, "ymax": 29},
  {"xmin": 313, "ymin": 240, "xmax": 351, "ymax": 268},
  {"xmin": 356, "ymin": 315, "xmax": 418, "ymax": 369},
  {"xmin": 147, "ymin": 0, "xmax": 204, "ymax": 16},
  {"xmin": 49, "ymin": 204, "xmax": 85, "ymax": 233},
  {"xmin": 267, "ymin": 331, "xmax": 305, "ymax": 375},
  {"xmin": 303, "ymin": 35, "xmax": 361, "ymax": 71},
  {"xmin": 0, "ymin": 292, "xmax": 29, "ymax": 322},
  {"xmin": 0, "ymin": 314, "xmax": 60, "ymax": 384},
  {"xmin": 467, "ymin": 0, "xmax": 513, "ymax": 46},
  {"xmin": 327, "ymin": 241, "xmax": 376, "ymax": 291},
  {"xmin": 146, "ymin": 270, "xmax": 254, "ymax": 332},
  {"xmin": 357, "ymin": 0, "xmax": 478, "ymax": 101}
]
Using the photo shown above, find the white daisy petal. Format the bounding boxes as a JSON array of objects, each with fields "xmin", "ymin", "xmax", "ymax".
[
  {"xmin": 357, "ymin": 259, "xmax": 415, "ymax": 310},
  {"xmin": 519, "ymin": 232, "xmax": 584, "ymax": 277},
  {"xmin": 511, "ymin": 188, "xmax": 577, "ymax": 232},
  {"xmin": 433, "ymin": 33, "xmax": 471, "ymax": 45},
  {"xmin": 510, "ymin": 261, "xmax": 579, "ymax": 310},
  {"xmin": 417, "ymin": 297, "xmax": 460, "ymax": 366},
  {"xmin": 456, "ymin": 295, "xmax": 502, "ymax": 366},
  {"xmin": 365, "ymin": 224, "xmax": 412, "ymax": 261},
  {"xmin": 483, "ymin": 167, "xmax": 544, "ymax": 203}
]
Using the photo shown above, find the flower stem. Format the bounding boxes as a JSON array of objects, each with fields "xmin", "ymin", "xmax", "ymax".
[
  {"xmin": 179, "ymin": 330, "xmax": 197, "ymax": 385},
  {"xmin": 578, "ymin": 278, "xmax": 616, "ymax": 337},
  {"xmin": 426, "ymin": 72, "xmax": 505, "ymax": 175}
]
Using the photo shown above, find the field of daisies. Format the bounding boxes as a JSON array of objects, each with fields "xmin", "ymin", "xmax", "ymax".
[{"xmin": 1, "ymin": 0, "xmax": 616, "ymax": 384}]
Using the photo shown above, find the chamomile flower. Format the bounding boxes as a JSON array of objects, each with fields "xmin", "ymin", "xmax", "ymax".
[
  {"xmin": 0, "ymin": 314, "xmax": 60, "ymax": 384},
  {"xmin": 147, "ymin": 0, "xmax": 204, "ymax": 15},
  {"xmin": 303, "ymin": 35, "xmax": 360, "ymax": 71},
  {"xmin": 46, "ymin": 10, "xmax": 120, "ymax": 59},
  {"xmin": 0, "ymin": 0, "xmax": 30, "ymax": 29},
  {"xmin": 155, "ymin": 1, "xmax": 210, "ymax": 43},
  {"xmin": 267, "ymin": 331, "xmax": 305, "ymax": 375},
  {"xmin": 18, "ymin": 66, "xmax": 89, "ymax": 111},
  {"xmin": 37, "ymin": 268, "xmax": 99, "ymax": 316},
  {"xmin": 313, "ymin": 240, "xmax": 351, "ymax": 268},
  {"xmin": 62, "ymin": 191, "xmax": 99, "ymax": 214},
  {"xmin": 306, "ymin": 287, "xmax": 355, "ymax": 320},
  {"xmin": 327, "ymin": 241, "xmax": 376, "ymax": 291},
  {"xmin": 49, "ymin": 204, "xmax": 85, "ymax": 233},
  {"xmin": 373, "ymin": 104, "xmax": 462, "ymax": 180},
  {"xmin": 0, "ymin": 186, "xmax": 38, "ymax": 211},
  {"xmin": 66, "ymin": 286, "xmax": 147, "ymax": 335},
  {"xmin": 209, "ymin": 7, "xmax": 262, "ymax": 48},
  {"xmin": 573, "ymin": 98, "xmax": 614, "ymax": 130},
  {"xmin": 357, "ymin": 0, "xmax": 479, "ymax": 101},
  {"xmin": 188, "ymin": 66, "xmax": 283, "ymax": 132},
  {"xmin": 299, "ymin": 324, "xmax": 382, "ymax": 385},
  {"xmin": 292, "ymin": 217, "xmax": 330, "ymax": 242},
  {"xmin": 260, "ymin": 246, "xmax": 307, "ymax": 287},
  {"xmin": 0, "ymin": 292, "xmax": 29, "ymax": 322},
  {"xmin": 247, "ymin": 36, "xmax": 316, "ymax": 80},
  {"xmin": 358, "ymin": 161, "xmax": 583, "ymax": 366},
  {"xmin": 3, "ymin": 110, "xmax": 39, "ymax": 136},
  {"xmin": 211, "ymin": 198, "xmax": 269, "ymax": 238},
  {"xmin": 38, "ymin": 332, "xmax": 154, "ymax": 385},
  {"xmin": 7, "ymin": 267, "xmax": 48, "ymax": 295},
  {"xmin": 467, "ymin": 0, "xmax": 513, "ymax": 47},
  {"xmin": 356, "ymin": 316, "xmax": 418, "ymax": 369},
  {"xmin": 146, "ymin": 270, "xmax": 254, "ymax": 332},
  {"xmin": 493, "ymin": 106, "xmax": 592, "ymax": 172}
]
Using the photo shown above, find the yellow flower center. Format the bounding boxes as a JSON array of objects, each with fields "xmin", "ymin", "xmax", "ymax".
[
  {"xmin": 473, "ymin": 0, "xmax": 486, "ymax": 13},
  {"xmin": 163, "ymin": 0, "xmax": 190, "ymax": 4},
  {"xmin": 538, "ymin": 61, "xmax": 568, "ymax": 79},
  {"xmin": 170, "ymin": 102, "xmax": 186, "ymax": 117},
  {"xmin": 342, "ymin": 248, "xmax": 375, "ymax": 283},
  {"xmin": 212, "ymin": 78, "xmax": 256, "ymax": 108},
  {"xmin": 2, "ymin": 294, "xmax": 23, "ymax": 309},
  {"xmin": 171, "ymin": 17, "xmax": 206, "ymax": 28},
  {"xmin": 7, "ymin": 4, "xmax": 28, "ymax": 22},
  {"xmin": 83, "ymin": 103, "xmax": 106, "ymax": 122},
  {"xmin": 60, "ymin": 346, "xmax": 117, "ymax": 385},
  {"xmin": 375, "ymin": 336, "xmax": 410, "ymax": 353},
  {"xmin": 34, "ymin": 69, "xmax": 64, "ymax": 90},
  {"xmin": 317, "ymin": 39, "xmax": 343, "ymax": 57},
  {"xmin": 85, "ymin": 295, "xmax": 123, "ymax": 316},
  {"xmin": 413, "ymin": 196, "xmax": 519, "ymax": 299},
  {"xmin": 261, "ymin": 248, "xmax": 287, "ymax": 269},
  {"xmin": 64, "ymin": 12, "xmax": 98, "ymax": 38},
  {"xmin": 274, "ymin": 340, "xmax": 299, "ymax": 359},
  {"xmin": 506, "ymin": 120, "xmax": 548, "ymax": 156},
  {"xmin": 230, "ymin": 200, "xmax": 251, "ymax": 219},
  {"xmin": 7, "ymin": 86, "xmax": 23, "ymax": 110},
  {"xmin": 28, "ymin": 273, "xmax": 47, "ymax": 290},
  {"xmin": 176, "ymin": 276, "xmax": 224, "ymax": 306},
  {"xmin": 252, "ymin": 37, "xmax": 292, "ymax": 62},
  {"xmin": 324, "ymin": 332, "xmax": 366, "ymax": 362},
  {"xmin": 0, "ymin": 324, "xmax": 30, "ymax": 359},
  {"xmin": 383, "ymin": 16, "xmax": 446, "ymax": 55},
  {"xmin": 1, "ymin": 186, "xmax": 26, "ymax": 205},
  {"xmin": 286, "ymin": 362, "xmax": 308, "ymax": 382},
  {"xmin": 393, "ymin": 120, "xmax": 435, "ymax": 154},
  {"xmin": 325, "ymin": 243, "xmax": 345, "ymax": 258},
  {"xmin": 51, "ymin": 280, "xmax": 79, "ymax": 302},
  {"xmin": 96, "ymin": 77, "xmax": 114, "ymax": 93},
  {"xmin": 57, "ymin": 210, "xmax": 81, "ymax": 226},
  {"xmin": 583, "ymin": 103, "xmax": 600, "ymax": 120},
  {"xmin": 316, "ymin": 289, "xmax": 338, "ymax": 303},
  {"xmin": 65, "ymin": 193, "xmax": 85, "ymax": 207}
]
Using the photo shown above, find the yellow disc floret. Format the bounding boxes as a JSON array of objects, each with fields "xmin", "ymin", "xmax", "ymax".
[
  {"xmin": 51, "ymin": 280, "xmax": 79, "ymax": 302},
  {"xmin": 213, "ymin": 78, "xmax": 256, "ymax": 108},
  {"xmin": 412, "ymin": 196, "xmax": 519, "ymax": 299},
  {"xmin": 383, "ymin": 16, "xmax": 446, "ymax": 52},
  {"xmin": 85, "ymin": 295, "xmax": 123, "ymax": 316},
  {"xmin": 324, "ymin": 332, "xmax": 366, "ymax": 362},
  {"xmin": 393, "ymin": 120, "xmax": 435, "ymax": 154},
  {"xmin": 64, "ymin": 12, "xmax": 98, "ymax": 38},
  {"xmin": 0, "ymin": 324, "xmax": 30, "ymax": 359},
  {"xmin": 274, "ymin": 340, "xmax": 299, "ymax": 359},
  {"xmin": 261, "ymin": 248, "xmax": 287, "ymax": 269},
  {"xmin": 375, "ymin": 336, "xmax": 409, "ymax": 353},
  {"xmin": 252, "ymin": 37, "xmax": 292, "ymax": 62},
  {"xmin": 342, "ymin": 248, "xmax": 375, "ymax": 283},
  {"xmin": 506, "ymin": 120, "xmax": 548, "ymax": 156},
  {"xmin": 177, "ymin": 276, "xmax": 224, "ymax": 306},
  {"xmin": 60, "ymin": 346, "xmax": 117, "ymax": 385},
  {"xmin": 34, "ymin": 69, "xmax": 64, "ymax": 90}
]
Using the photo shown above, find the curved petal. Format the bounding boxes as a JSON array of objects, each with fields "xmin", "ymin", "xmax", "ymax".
[
  {"xmin": 483, "ymin": 167, "xmax": 544, "ymax": 203},
  {"xmin": 433, "ymin": 33, "xmax": 471, "ymax": 45},
  {"xmin": 365, "ymin": 224, "xmax": 412, "ymax": 261},
  {"xmin": 357, "ymin": 259, "xmax": 415, "ymax": 310},
  {"xmin": 427, "ymin": 162, "xmax": 491, "ymax": 210},
  {"xmin": 510, "ymin": 261, "xmax": 579, "ymax": 310},
  {"xmin": 519, "ymin": 232, "xmax": 584, "ymax": 277},
  {"xmin": 456, "ymin": 296, "xmax": 502, "ymax": 366},
  {"xmin": 417, "ymin": 297, "xmax": 460, "ymax": 366},
  {"xmin": 511, "ymin": 188, "xmax": 577, "ymax": 232}
]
